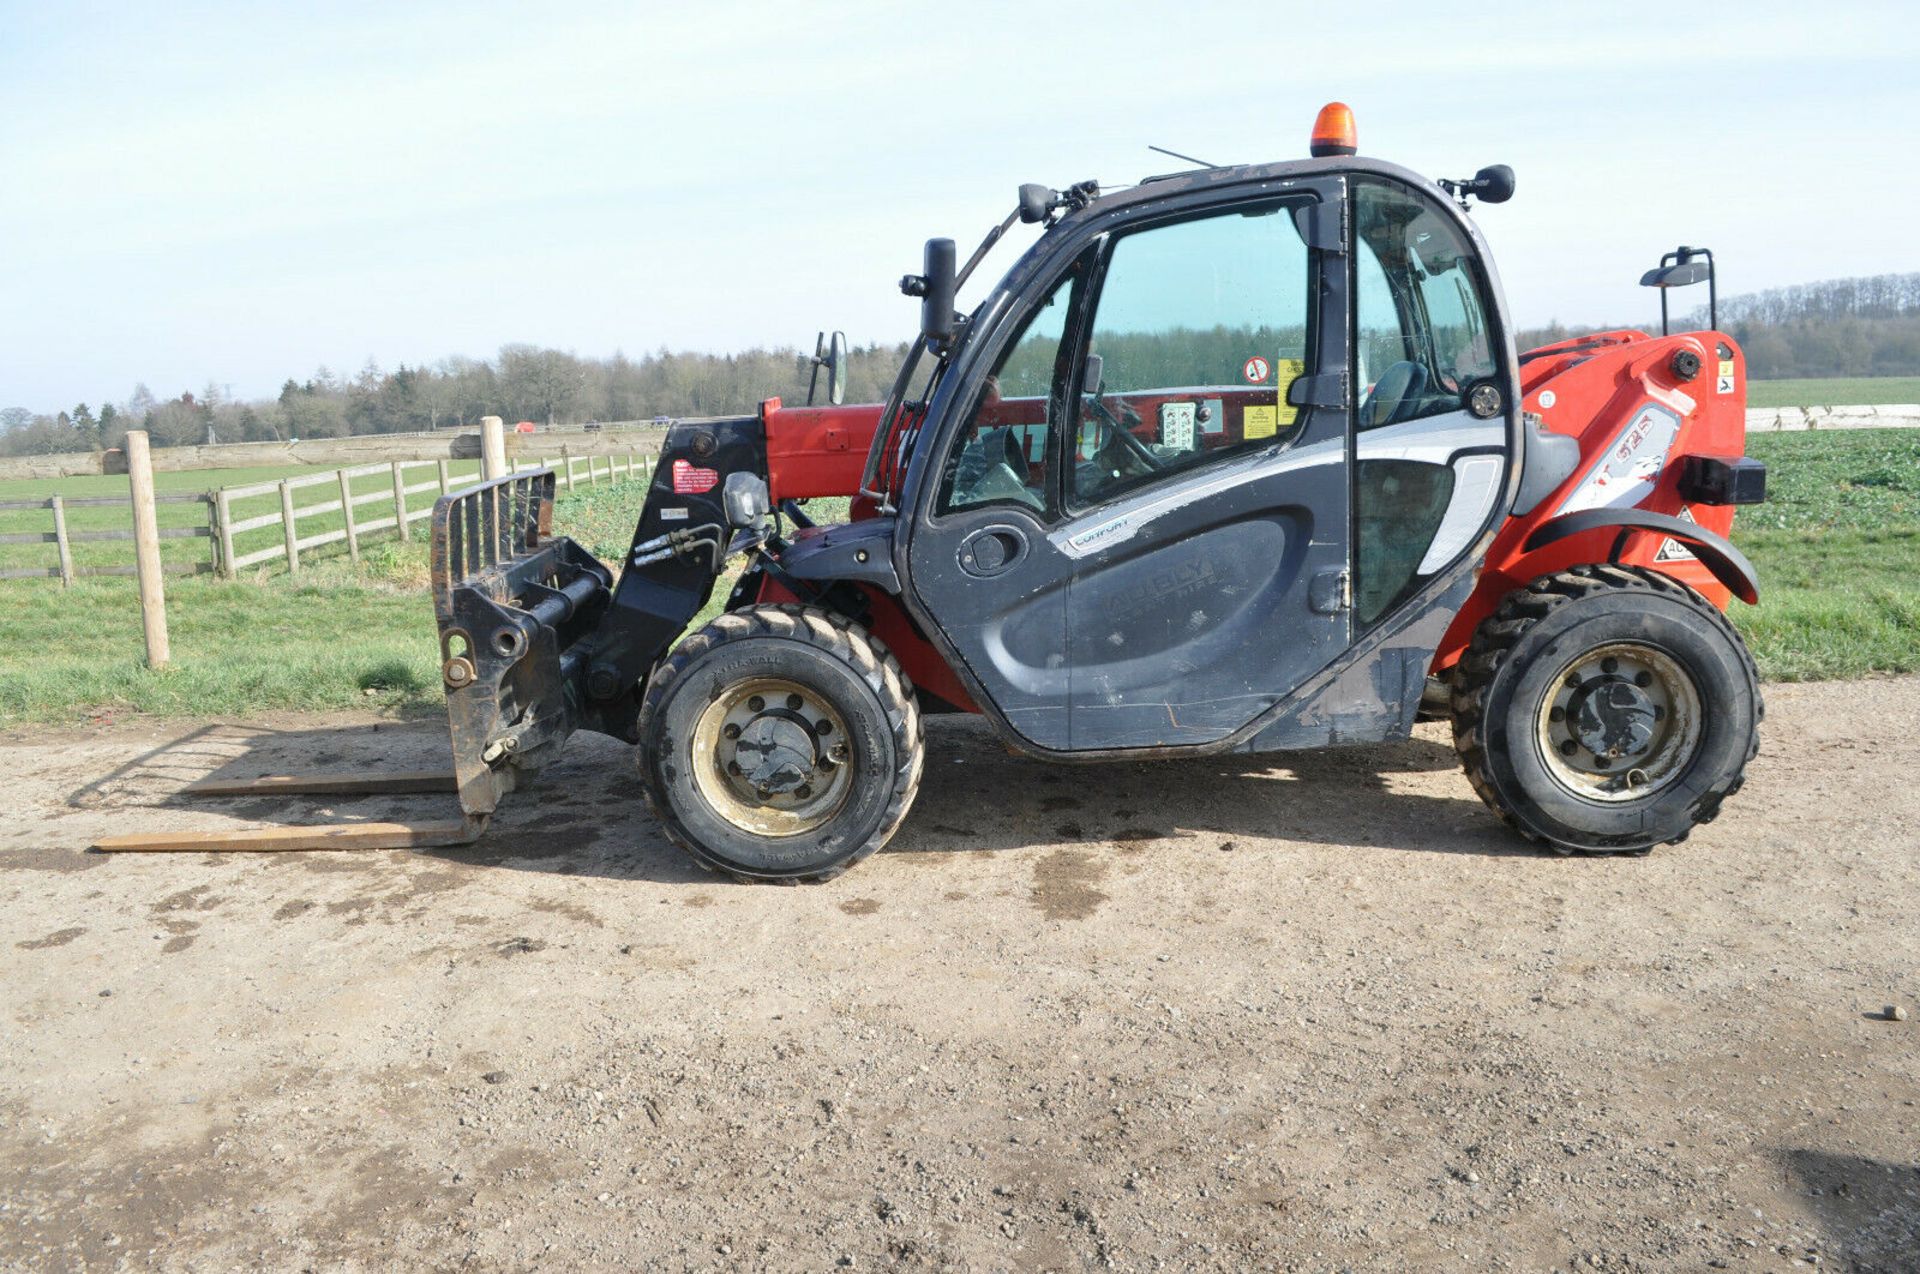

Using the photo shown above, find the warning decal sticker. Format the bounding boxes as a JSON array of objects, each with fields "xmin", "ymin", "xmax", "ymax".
[
  {"xmin": 1716, "ymin": 358, "xmax": 1736, "ymax": 395},
  {"xmin": 671, "ymin": 458, "xmax": 721, "ymax": 494},
  {"xmin": 1655, "ymin": 504, "xmax": 1699, "ymax": 562},
  {"xmin": 1274, "ymin": 357, "xmax": 1305, "ymax": 427},
  {"xmin": 1242, "ymin": 405, "xmax": 1278, "ymax": 440},
  {"xmin": 1242, "ymin": 356, "xmax": 1270, "ymax": 384}
]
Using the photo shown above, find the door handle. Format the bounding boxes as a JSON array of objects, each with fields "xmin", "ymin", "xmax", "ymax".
[{"xmin": 957, "ymin": 525, "xmax": 1029, "ymax": 578}]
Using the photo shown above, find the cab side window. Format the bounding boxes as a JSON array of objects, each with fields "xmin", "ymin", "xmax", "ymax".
[
  {"xmin": 1069, "ymin": 201, "xmax": 1312, "ymax": 511},
  {"xmin": 936, "ymin": 270, "xmax": 1076, "ymax": 516},
  {"xmin": 1353, "ymin": 180, "xmax": 1497, "ymax": 429},
  {"xmin": 1351, "ymin": 178, "xmax": 1506, "ymax": 626}
]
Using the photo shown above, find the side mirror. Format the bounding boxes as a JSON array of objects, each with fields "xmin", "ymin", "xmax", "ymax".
[
  {"xmin": 1018, "ymin": 183, "xmax": 1055, "ymax": 224},
  {"xmin": 827, "ymin": 331, "xmax": 847, "ymax": 405},
  {"xmin": 808, "ymin": 330, "xmax": 849, "ymax": 406},
  {"xmin": 916, "ymin": 238, "xmax": 956, "ymax": 347},
  {"xmin": 1471, "ymin": 164, "xmax": 1515, "ymax": 204},
  {"xmin": 1083, "ymin": 353, "xmax": 1104, "ymax": 397}
]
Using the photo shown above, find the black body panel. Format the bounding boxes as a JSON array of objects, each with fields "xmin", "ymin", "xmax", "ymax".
[
  {"xmin": 1679, "ymin": 454, "xmax": 1767, "ymax": 506},
  {"xmin": 574, "ymin": 413, "xmax": 767, "ymax": 742},
  {"xmin": 781, "ymin": 517, "xmax": 901, "ymax": 593}
]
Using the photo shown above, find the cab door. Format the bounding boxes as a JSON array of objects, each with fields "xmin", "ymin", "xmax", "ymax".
[
  {"xmin": 1050, "ymin": 188, "xmax": 1350, "ymax": 749},
  {"xmin": 906, "ymin": 179, "xmax": 1354, "ymax": 754}
]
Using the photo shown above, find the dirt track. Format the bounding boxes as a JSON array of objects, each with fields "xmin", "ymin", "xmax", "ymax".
[{"xmin": 3, "ymin": 678, "xmax": 1917, "ymax": 1272}]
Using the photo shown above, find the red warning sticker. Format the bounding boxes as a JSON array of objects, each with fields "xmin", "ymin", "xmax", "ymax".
[
  {"xmin": 1242, "ymin": 356, "xmax": 1270, "ymax": 384},
  {"xmin": 671, "ymin": 458, "xmax": 720, "ymax": 494}
]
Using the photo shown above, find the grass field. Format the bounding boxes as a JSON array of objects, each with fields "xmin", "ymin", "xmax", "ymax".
[
  {"xmin": 0, "ymin": 433, "xmax": 1913, "ymax": 724},
  {"xmin": 1747, "ymin": 376, "xmax": 1920, "ymax": 409}
]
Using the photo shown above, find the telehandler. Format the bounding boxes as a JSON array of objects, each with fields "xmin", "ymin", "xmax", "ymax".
[{"xmin": 427, "ymin": 104, "xmax": 1767, "ymax": 882}]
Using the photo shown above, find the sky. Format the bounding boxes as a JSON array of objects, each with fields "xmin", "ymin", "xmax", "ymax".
[{"xmin": 2, "ymin": 0, "xmax": 1917, "ymax": 414}]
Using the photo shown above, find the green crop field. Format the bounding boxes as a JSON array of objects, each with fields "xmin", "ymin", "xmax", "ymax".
[
  {"xmin": 0, "ymin": 434, "xmax": 1913, "ymax": 725},
  {"xmin": 1747, "ymin": 376, "xmax": 1920, "ymax": 409}
]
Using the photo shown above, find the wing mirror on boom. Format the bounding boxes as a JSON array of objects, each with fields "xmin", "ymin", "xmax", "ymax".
[
  {"xmin": 807, "ymin": 330, "xmax": 848, "ymax": 406},
  {"xmin": 1640, "ymin": 245, "xmax": 1717, "ymax": 336},
  {"xmin": 900, "ymin": 238, "xmax": 957, "ymax": 349}
]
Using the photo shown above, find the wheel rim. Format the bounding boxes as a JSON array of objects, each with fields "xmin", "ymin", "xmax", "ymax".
[
  {"xmin": 1535, "ymin": 642, "xmax": 1703, "ymax": 803},
  {"xmin": 690, "ymin": 678, "xmax": 854, "ymax": 836}
]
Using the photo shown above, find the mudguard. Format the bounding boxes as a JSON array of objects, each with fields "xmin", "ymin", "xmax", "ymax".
[{"xmin": 1523, "ymin": 507, "xmax": 1759, "ymax": 605}]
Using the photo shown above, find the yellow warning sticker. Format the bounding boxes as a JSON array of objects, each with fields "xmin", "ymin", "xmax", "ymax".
[
  {"xmin": 1243, "ymin": 404, "xmax": 1278, "ymax": 439},
  {"xmin": 1275, "ymin": 358, "xmax": 1305, "ymax": 426},
  {"xmin": 1717, "ymin": 359, "xmax": 1735, "ymax": 378}
]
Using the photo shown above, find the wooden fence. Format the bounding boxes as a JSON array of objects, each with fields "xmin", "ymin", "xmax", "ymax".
[
  {"xmin": 216, "ymin": 448, "xmax": 652, "ymax": 577},
  {"xmin": 0, "ymin": 448, "xmax": 653, "ymax": 584},
  {"xmin": 0, "ymin": 491, "xmax": 215, "ymax": 584}
]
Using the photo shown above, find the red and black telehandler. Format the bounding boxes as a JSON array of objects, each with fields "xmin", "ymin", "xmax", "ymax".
[{"xmin": 426, "ymin": 104, "xmax": 1767, "ymax": 882}]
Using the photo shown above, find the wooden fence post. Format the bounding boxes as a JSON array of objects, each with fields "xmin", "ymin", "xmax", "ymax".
[
  {"xmin": 481, "ymin": 416, "xmax": 506, "ymax": 482},
  {"xmin": 125, "ymin": 431, "xmax": 171, "ymax": 668},
  {"xmin": 437, "ymin": 458, "xmax": 451, "ymax": 496},
  {"xmin": 279, "ymin": 479, "xmax": 300, "ymax": 574},
  {"xmin": 390, "ymin": 461, "xmax": 410, "ymax": 542},
  {"xmin": 337, "ymin": 468, "xmax": 361, "ymax": 565},
  {"xmin": 561, "ymin": 445, "xmax": 576, "ymax": 492},
  {"xmin": 49, "ymin": 494, "xmax": 74, "ymax": 589},
  {"xmin": 213, "ymin": 488, "xmax": 235, "ymax": 578},
  {"xmin": 588, "ymin": 454, "xmax": 600, "ymax": 488}
]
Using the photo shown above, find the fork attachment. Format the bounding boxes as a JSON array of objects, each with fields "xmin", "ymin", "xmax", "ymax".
[{"xmin": 431, "ymin": 470, "xmax": 613, "ymax": 816}]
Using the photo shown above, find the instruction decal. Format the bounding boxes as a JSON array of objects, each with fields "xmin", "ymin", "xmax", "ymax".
[{"xmin": 1159, "ymin": 402, "xmax": 1196, "ymax": 451}]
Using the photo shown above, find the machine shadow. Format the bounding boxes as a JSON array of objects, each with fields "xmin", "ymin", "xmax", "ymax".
[
  {"xmin": 69, "ymin": 712, "xmax": 1534, "ymax": 881},
  {"xmin": 1777, "ymin": 1149, "xmax": 1920, "ymax": 1268}
]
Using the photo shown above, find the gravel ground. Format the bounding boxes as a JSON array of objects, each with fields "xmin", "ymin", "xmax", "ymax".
[{"xmin": 2, "ymin": 677, "xmax": 1917, "ymax": 1272}]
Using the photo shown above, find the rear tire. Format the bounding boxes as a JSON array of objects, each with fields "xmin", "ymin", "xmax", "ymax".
[
  {"xmin": 638, "ymin": 604, "xmax": 923, "ymax": 882},
  {"xmin": 1449, "ymin": 565, "xmax": 1761, "ymax": 854}
]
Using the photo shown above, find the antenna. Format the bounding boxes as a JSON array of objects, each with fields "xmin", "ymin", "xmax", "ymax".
[{"xmin": 1148, "ymin": 144, "xmax": 1220, "ymax": 169}]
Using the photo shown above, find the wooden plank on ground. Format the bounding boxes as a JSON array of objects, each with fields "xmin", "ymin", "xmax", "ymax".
[
  {"xmin": 92, "ymin": 818, "xmax": 484, "ymax": 853},
  {"xmin": 184, "ymin": 769, "xmax": 457, "ymax": 796}
]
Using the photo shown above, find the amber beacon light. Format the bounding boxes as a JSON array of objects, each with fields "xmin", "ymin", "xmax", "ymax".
[{"xmin": 1309, "ymin": 102, "xmax": 1358, "ymax": 157}]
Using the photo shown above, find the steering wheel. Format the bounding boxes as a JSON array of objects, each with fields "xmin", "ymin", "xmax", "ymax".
[{"xmin": 1083, "ymin": 390, "xmax": 1166, "ymax": 474}]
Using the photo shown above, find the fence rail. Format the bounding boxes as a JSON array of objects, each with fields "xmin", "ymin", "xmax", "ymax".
[
  {"xmin": 0, "ymin": 492, "xmax": 216, "ymax": 583},
  {"xmin": 0, "ymin": 447, "xmax": 653, "ymax": 584},
  {"xmin": 217, "ymin": 449, "xmax": 652, "ymax": 577}
]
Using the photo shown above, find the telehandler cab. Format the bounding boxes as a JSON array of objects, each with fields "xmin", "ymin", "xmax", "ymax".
[{"xmin": 428, "ymin": 104, "xmax": 1767, "ymax": 882}]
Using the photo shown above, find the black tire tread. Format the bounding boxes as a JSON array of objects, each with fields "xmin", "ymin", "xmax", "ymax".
[
  {"xmin": 637, "ymin": 602, "xmax": 922, "ymax": 884},
  {"xmin": 1448, "ymin": 564, "xmax": 1762, "ymax": 853}
]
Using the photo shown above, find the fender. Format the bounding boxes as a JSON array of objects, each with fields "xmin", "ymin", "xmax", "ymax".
[{"xmin": 1523, "ymin": 508, "xmax": 1759, "ymax": 604}]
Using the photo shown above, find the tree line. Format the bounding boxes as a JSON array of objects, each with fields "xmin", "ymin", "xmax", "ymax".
[
  {"xmin": 0, "ymin": 341, "xmax": 912, "ymax": 458},
  {"xmin": 6, "ymin": 271, "xmax": 1919, "ymax": 457},
  {"xmin": 1515, "ymin": 271, "xmax": 1920, "ymax": 381}
]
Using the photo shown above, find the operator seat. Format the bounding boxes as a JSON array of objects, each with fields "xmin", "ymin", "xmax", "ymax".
[{"xmin": 1361, "ymin": 360, "xmax": 1429, "ymax": 428}]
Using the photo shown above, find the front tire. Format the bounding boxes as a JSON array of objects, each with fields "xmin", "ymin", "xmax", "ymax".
[
  {"xmin": 1449, "ymin": 565, "xmax": 1761, "ymax": 854},
  {"xmin": 638, "ymin": 605, "xmax": 923, "ymax": 882}
]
